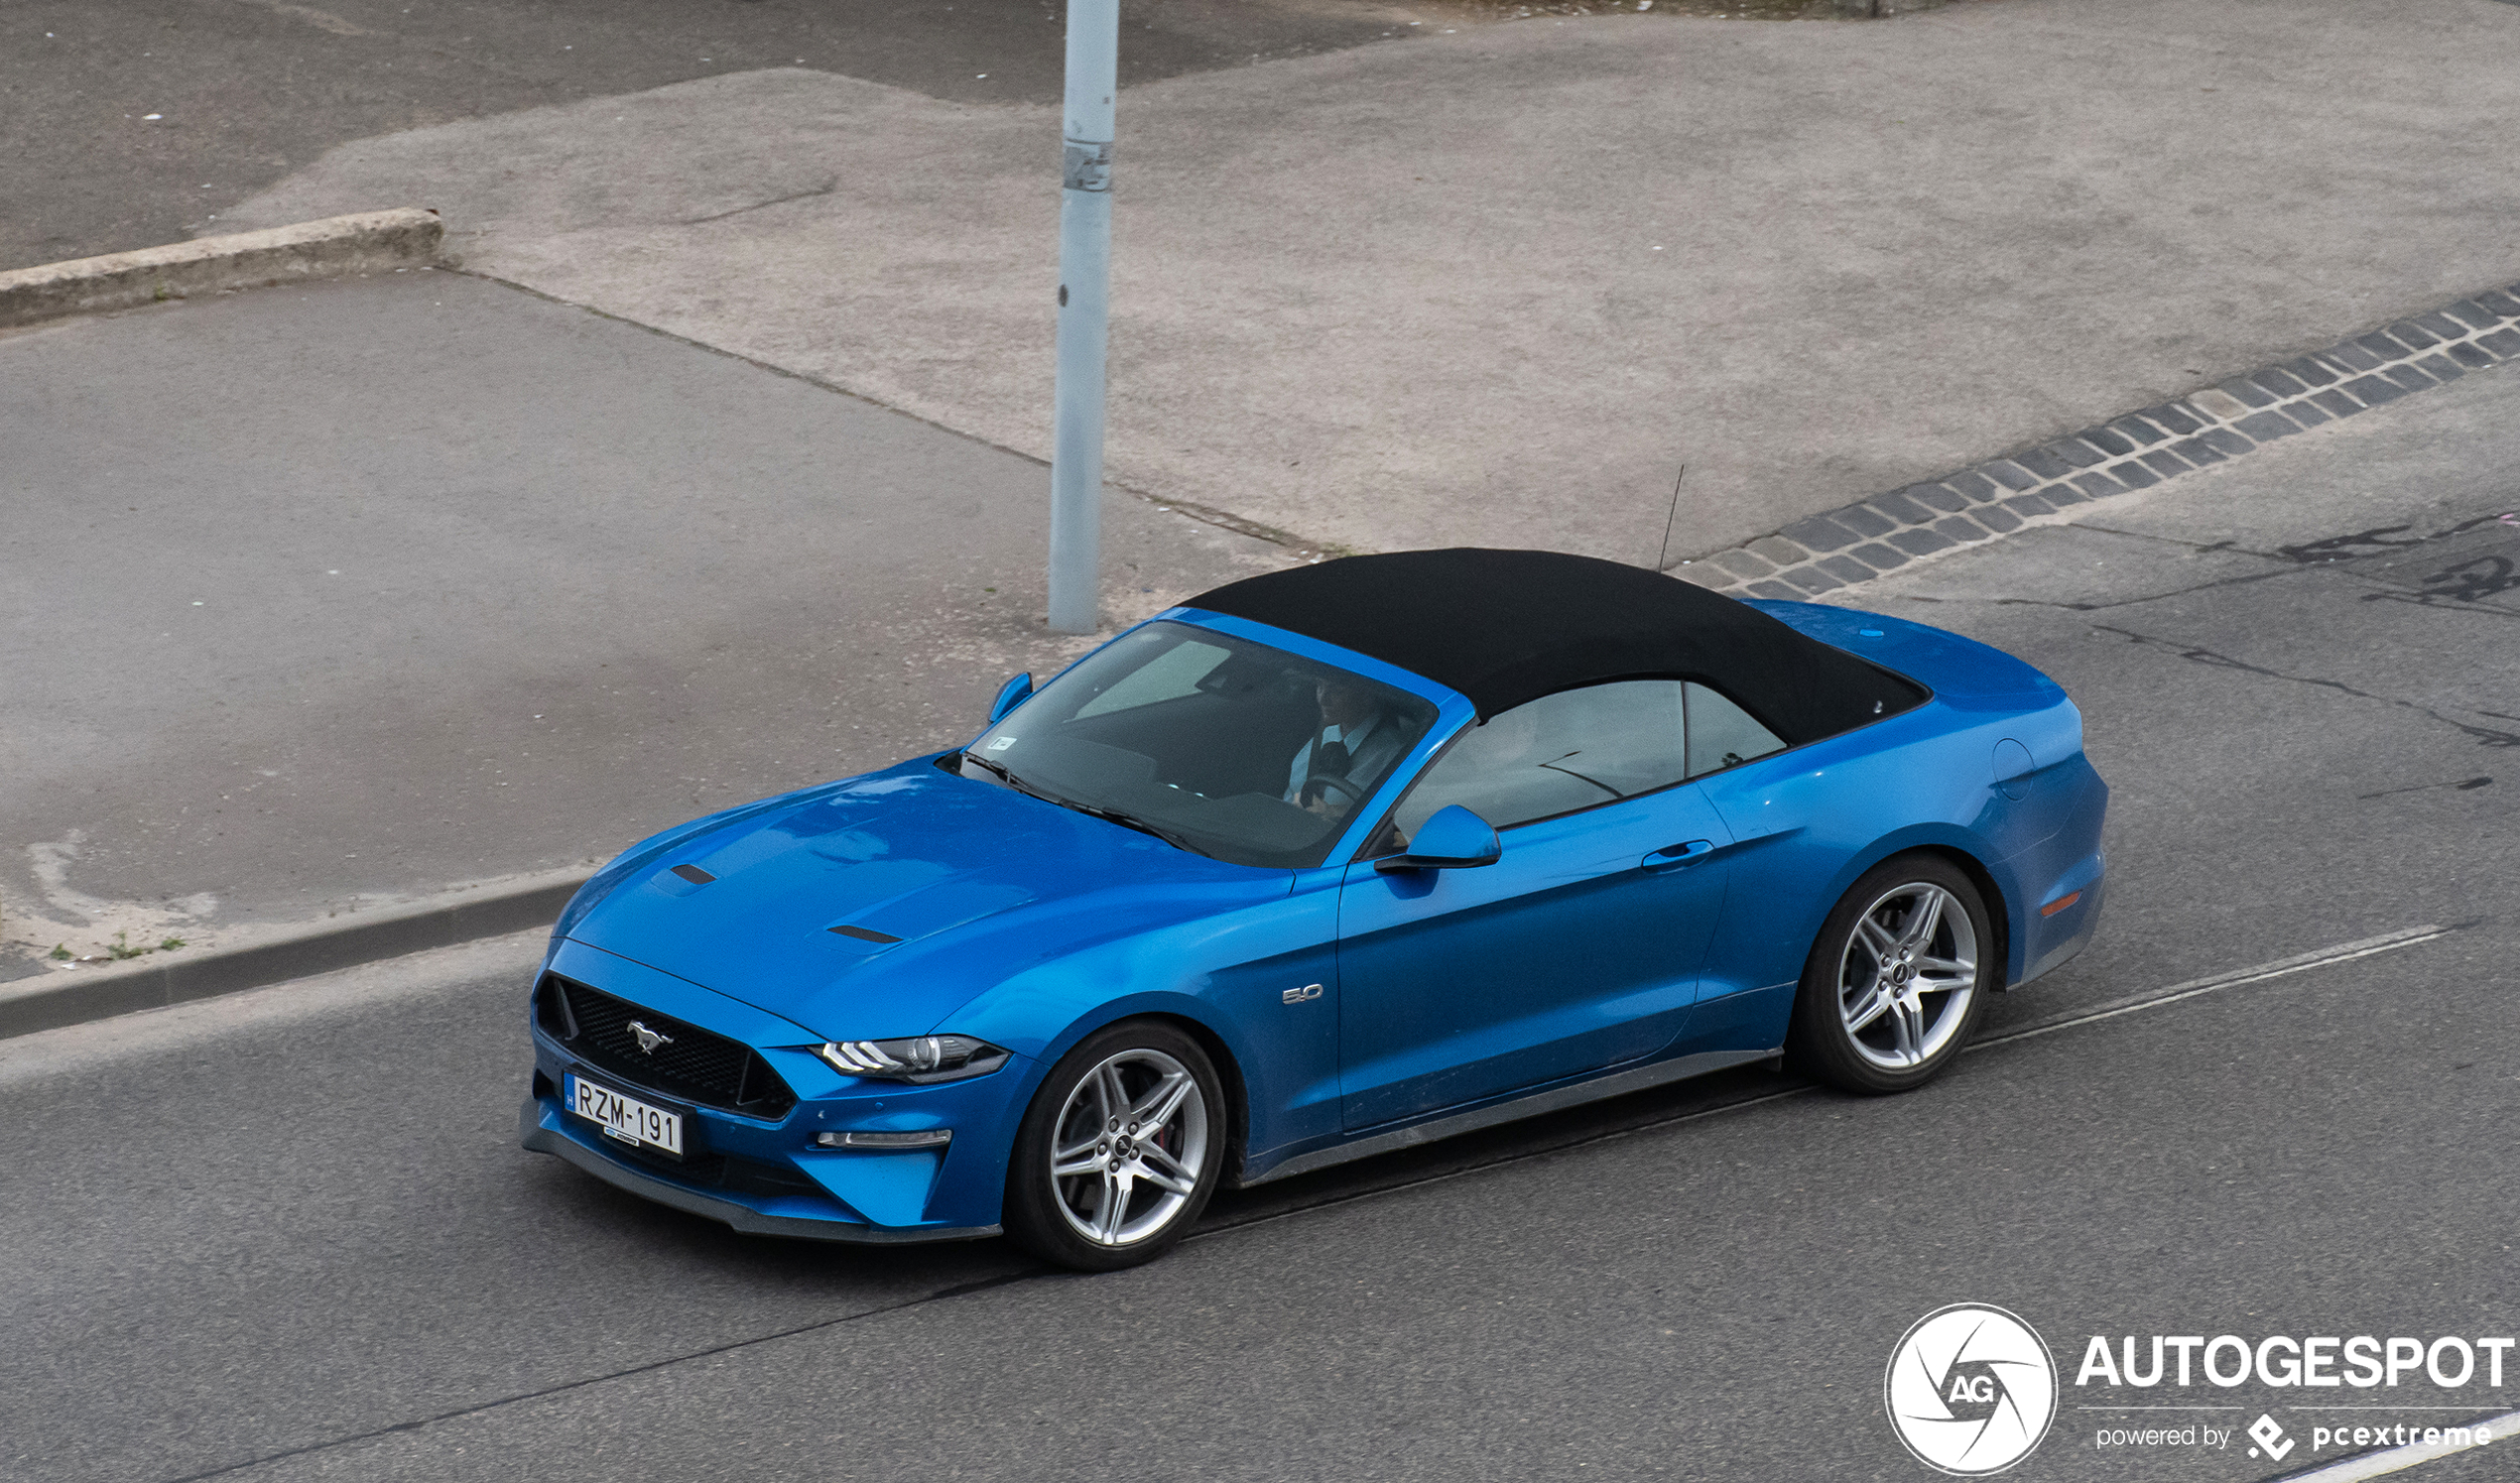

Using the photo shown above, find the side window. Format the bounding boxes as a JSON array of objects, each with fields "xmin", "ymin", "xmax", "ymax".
[
  {"xmin": 1684, "ymin": 681, "xmax": 1786, "ymax": 777},
  {"xmin": 1386, "ymin": 680, "xmax": 1690, "ymax": 844}
]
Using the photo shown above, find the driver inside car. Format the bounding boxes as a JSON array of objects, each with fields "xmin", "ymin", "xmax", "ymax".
[{"xmin": 1283, "ymin": 676, "xmax": 1403, "ymax": 816}]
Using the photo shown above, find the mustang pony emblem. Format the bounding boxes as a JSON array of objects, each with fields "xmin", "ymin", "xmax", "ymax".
[{"xmin": 626, "ymin": 1021, "xmax": 675, "ymax": 1054}]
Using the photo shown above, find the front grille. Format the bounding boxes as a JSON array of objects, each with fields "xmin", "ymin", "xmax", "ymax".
[{"xmin": 538, "ymin": 974, "xmax": 797, "ymax": 1120}]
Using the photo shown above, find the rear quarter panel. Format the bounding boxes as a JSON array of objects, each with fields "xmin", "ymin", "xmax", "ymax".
[{"xmin": 1686, "ymin": 604, "xmax": 2106, "ymax": 1050}]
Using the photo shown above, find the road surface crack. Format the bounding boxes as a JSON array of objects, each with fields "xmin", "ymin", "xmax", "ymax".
[
  {"xmin": 2092, "ymin": 625, "xmax": 2520, "ymax": 749},
  {"xmin": 679, "ymin": 181, "xmax": 841, "ymax": 226}
]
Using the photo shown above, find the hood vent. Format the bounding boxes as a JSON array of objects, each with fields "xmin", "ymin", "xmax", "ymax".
[
  {"xmin": 828, "ymin": 924, "xmax": 903, "ymax": 944},
  {"xmin": 669, "ymin": 864, "xmax": 716, "ymax": 884}
]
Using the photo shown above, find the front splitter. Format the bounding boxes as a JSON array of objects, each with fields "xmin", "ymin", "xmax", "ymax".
[{"xmin": 519, "ymin": 1099, "xmax": 1000, "ymax": 1245}]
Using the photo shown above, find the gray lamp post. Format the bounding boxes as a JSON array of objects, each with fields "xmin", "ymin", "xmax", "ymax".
[{"xmin": 1047, "ymin": 0, "xmax": 1117, "ymax": 635}]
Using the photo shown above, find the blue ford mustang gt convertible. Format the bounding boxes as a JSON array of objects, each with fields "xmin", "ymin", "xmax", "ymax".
[{"xmin": 522, "ymin": 549, "xmax": 2105, "ymax": 1269}]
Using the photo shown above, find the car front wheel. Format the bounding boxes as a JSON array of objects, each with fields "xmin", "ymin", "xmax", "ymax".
[
  {"xmin": 1004, "ymin": 1020, "xmax": 1225, "ymax": 1271},
  {"xmin": 1787, "ymin": 853, "xmax": 1993, "ymax": 1094}
]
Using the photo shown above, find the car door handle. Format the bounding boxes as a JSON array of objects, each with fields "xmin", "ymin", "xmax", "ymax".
[{"xmin": 1641, "ymin": 840, "xmax": 1717, "ymax": 872}]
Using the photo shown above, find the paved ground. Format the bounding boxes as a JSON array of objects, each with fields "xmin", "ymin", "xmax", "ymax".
[
  {"xmin": 3, "ymin": 307, "xmax": 2514, "ymax": 1483},
  {"xmin": 0, "ymin": 271, "xmax": 1279, "ymax": 972},
  {"xmin": 11, "ymin": 2, "xmax": 2517, "ymax": 1476},
  {"xmin": 0, "ymin": 0, "xmax": 1439, "ymax": 273},
  {"xmin": 215, "ymin": 0, "xmax": 2520, "ymax": 559},
  {"xmin": 21, "ymin": 0, "xmax": 2520, "ymax": 971}
]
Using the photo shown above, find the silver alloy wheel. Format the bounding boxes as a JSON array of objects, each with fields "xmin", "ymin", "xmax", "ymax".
[
  {"xmin": 1048, "ymin": 1047, "xmax": 1209, "ymax": 1247},
  {"xmin": 1834, "ymin": 881, "xmax": 1979, "ymax": 1071}
]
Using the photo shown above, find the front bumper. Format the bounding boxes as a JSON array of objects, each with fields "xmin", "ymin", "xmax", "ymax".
[
  {"xmin": 520, "ymin": 940, "xmax": 1032, "ymax": 1242},
  {"xmin": 519, "ymin": 1098, "xmax": 999, "ymax": 1244}
]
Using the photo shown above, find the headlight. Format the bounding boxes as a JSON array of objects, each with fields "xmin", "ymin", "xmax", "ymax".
[{"xmin": 817, "ymin": 1035, "xmax": 1010, "ymax": 1083}]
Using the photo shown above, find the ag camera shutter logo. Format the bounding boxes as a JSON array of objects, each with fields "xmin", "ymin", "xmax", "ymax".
[{"xmin": 1885, "ymin": 1303, "xmax": 2060, "ymax": 1475}]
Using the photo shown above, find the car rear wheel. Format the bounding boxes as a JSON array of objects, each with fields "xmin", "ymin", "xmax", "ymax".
[
  {"xmin": 1004, "ymin": 1020, "xmax": 1225, "ymax": 1272},
  {"xmin": 1787, "ymin": 853, "xmax": 1992, "ymax": 1094}
]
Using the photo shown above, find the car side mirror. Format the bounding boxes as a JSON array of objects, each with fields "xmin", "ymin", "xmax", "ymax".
[
  {"xmin": 987, "ymin": 672, "xmax": 1033, "ymax": 725},
  {"xmin": 1373, "ymin": 804, "xmax": 1502, "ymax": 873}
]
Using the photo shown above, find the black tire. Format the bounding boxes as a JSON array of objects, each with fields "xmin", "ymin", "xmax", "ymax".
[
  {"xmin": 1786, "ymin": 852, "xmax": 1994, "ymax": 1095},
  {"xmin": 1004, "ymin": 1019, "xmax": 1227, "ymax": 1272}
]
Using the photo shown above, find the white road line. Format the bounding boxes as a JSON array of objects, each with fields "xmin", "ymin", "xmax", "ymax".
[
  {"xmin": 2268, "ymin": 1409, "xmax": 2518, "ymax": 1482},
  {"xmin": 1976, "ymin": 925, "xmax": 2454, "ymax": 1050}
]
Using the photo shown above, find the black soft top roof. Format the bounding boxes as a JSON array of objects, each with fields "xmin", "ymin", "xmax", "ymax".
[{"xmin": 1187, "ymin": 548, "xmax": 1920, "ymax": 743}]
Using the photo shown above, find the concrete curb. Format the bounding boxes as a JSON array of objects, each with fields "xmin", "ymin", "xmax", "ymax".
[
  {"xmin": 0, "ymin": 208, "xmax": 443, "ymax": 330},
  {"xmin": 0, "ymin": 868, "xmax": 588, "ymax": 1041},
  {"xmin": 1674, "ymin": 276, "xmax": 2520, "ymax": 599}
]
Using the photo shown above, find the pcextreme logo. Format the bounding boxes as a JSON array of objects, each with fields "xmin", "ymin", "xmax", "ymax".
[{"xmin": 1885, "ymin": 1303, "xmax": 2061, "ymax": 1476}]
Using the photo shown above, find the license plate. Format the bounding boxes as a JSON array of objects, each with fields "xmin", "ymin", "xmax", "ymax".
[{"xmin": 567, "ymin": 1073, "xmax": 684, "ymax": 1158}]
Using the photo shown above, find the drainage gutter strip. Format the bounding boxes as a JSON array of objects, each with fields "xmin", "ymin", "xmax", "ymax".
[{"xmin": 1677, "ymin": 282, "xmax": 2520, "ymax": 598}]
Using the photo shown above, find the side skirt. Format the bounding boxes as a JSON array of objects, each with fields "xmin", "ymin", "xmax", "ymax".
[{"xmin": 1239, "ymin": 1047, "xmax": 1782, "ymax": 1186}]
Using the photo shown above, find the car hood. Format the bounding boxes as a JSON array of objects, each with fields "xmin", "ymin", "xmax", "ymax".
[{"xmin": 567, "ymin": 757, "xmax": 1290, "ymax": 1041}]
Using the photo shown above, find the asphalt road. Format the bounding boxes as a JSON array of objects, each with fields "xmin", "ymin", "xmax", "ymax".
[
  {"xmin": 0, "ymin": 0, "xmax": 1430, "ymax": 273},
  {"xmin": 4, "ymin": 358, "xmax": 2515, "ymax": 1481}
]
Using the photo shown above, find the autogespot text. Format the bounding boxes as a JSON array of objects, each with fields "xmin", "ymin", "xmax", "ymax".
[{"xmin": 2075, "ymin": 1332, "xmax": 2513, "ymax": 1390}]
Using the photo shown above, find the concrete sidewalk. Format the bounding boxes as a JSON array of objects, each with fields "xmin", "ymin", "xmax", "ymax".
[
  {"xmin": 221, "ymin": 0, "xmax": 2520, "ymax": 564},
  {"xmin": 0, "ymin": 272, "xmax": 1277, "ymax": 982}
]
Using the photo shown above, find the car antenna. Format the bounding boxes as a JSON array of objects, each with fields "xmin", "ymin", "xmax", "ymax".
[{"xmin": 1651, "ymin": 463, "xmax": 1688, "ymax": 572}]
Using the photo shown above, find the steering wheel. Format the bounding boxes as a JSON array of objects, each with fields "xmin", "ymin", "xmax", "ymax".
[{"xmin": 1299, "ymin": 774, "xmax": 1367, "ymax": 809}]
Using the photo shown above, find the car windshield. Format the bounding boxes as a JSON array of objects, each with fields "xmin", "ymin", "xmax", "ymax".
[{"xmin": 959, "ymin": 621, "xmax": 1442, "ymax": 868}]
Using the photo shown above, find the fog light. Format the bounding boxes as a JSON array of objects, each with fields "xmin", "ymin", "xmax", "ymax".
[{"xmin": 816, "ymin": 1129, "xmax": 952, "ymax": 1150}]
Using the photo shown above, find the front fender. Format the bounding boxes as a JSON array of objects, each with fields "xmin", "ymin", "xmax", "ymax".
[{"xmin": 939, "ymin": 867, "xmax": 1344, "ymax": 1182}]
